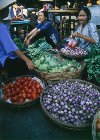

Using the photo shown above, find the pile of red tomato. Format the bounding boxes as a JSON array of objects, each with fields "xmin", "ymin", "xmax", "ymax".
[{"xmin": 2, "ymin": 76, "xmax": 43, "ymax": 104}]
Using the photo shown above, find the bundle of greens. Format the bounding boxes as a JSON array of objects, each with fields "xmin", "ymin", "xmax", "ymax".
[
  {"xmin": 85, "ymin": 43, "xmax": 100, "ymax": 84},
  {"xmin": 13, "ymin": 38, "xmax": 25, "ymax": 51},
  {"xmin": 27, "ymin": 38, "xmax": 81, "ymax": 73}
]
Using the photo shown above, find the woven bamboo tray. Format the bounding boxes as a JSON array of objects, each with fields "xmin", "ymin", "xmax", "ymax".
[
  {"xmin": 36, "ymin": 61, "xmax": 86, "ymax": 83},
  {"xmin": 60, "ymin": 51, "xmax": 88, "ymax": 59},
  {"xmin": 0, "ymin": 75, "xmax": 47, "ymax": 108},
  {"xmin": 40, "ymin": 79, "xmax": 100, "ymax": 130},
  {"xmin": 92, "ymin": 110, "xmax": 100, "ymax": 140}
]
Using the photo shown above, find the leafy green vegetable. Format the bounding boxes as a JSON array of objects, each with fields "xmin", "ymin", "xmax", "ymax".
[
  {"xmin": 13, "ymin": 38, "xmax": 25, "ymax": 51},
  {"xmin": 27, "ymin": 38, "xmax": 81, "ymax": 73},
  {"xmin": 85, "ymin": 43, "xmax": 100, "ymax": 84}
]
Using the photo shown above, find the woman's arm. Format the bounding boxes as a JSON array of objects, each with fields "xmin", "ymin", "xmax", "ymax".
[
  {"xmin": 15, "ymin": 50, "xmax": 35, "ymax": 70},
  {"xmin": 24, "ymin": 28, "xmax": 37, "ymax": 44},
  {"xmin": 72, "ymin": 32, "xmax": 96, "ymax": 43},
  {"xmin": 25, "ymin": 29, "xmax": 41, "ymax": 46}
]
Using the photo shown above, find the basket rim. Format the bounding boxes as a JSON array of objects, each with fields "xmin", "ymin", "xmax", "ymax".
[
  {"xmin": 40, "ymin": 79, "xmax": 100, "ymax": 129},
  {"xmin": 60, "ymin": 51, "xmax": 88, "ymax": 59}
]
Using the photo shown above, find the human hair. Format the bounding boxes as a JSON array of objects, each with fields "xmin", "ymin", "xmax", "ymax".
[
  {"xmin": 78, "ymin": 6, "xmax": 91, "ymax": 22},
  {"xmin": 39, "ymin": 10, "xmax": 48, "ymax": 20}
]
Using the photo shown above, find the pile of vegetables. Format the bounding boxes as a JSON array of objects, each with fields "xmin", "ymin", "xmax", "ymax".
[
  {"xmin": 85, "ymin": 43, "xmax": 100, "ymax": 84},
  {"xmin": 2, "ymin": 76, "xmax": 43, "ymax": 104},
  {"xmin": 13, "ymin": 38, "xmax": 26, "ymax": 51},
  {"xmin": 61, "ymin": 47, "xmax": 87, "ymax": 57},
  {"xmin": 27, "ymin": 38, "xmax": 81, "ymax": 73},
  {"xmin": 61, "ymin": 38, "xmax": 87, "ymax": 57},
  {"xmin": 42, "ymin": 80, "xmax": 100, "ymax": 126}
]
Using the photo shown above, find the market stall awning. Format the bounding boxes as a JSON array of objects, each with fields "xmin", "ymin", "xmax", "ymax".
[{"xmin": 0, "ymin": 0, "xmax": 16, "ymax": 10}]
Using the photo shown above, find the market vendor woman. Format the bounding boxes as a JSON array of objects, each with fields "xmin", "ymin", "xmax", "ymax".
[
  {"xmin": 71, "ymin": 7, "xmax": 99, "ymax": 53},
  {"xmin": 24, "ymin": 11, "xmax": 60, "ymax": 49},
  {"xmin": 0, "ymin": 3, "xmax": 35, "ymax": 78}
]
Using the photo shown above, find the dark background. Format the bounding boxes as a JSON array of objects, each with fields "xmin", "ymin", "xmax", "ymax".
[
  {"xmin": 0, "ymin": 102, "xmax": 93, "ymax": 140},
  {"xmin": 16, "ymin": 0, "xmax": 97, "ymax": 8}
]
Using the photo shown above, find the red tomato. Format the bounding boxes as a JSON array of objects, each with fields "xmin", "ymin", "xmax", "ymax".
[
  {"xmin": 11, "ymin": 95, "xmax": 18, "ymax": 103},
  {"xmin": 33, "ymin": 80, "xmax": 37, "ymax": 85},
  {"xmin": 16, "ymin": 78, "xmax": 21, "ymax": 82},
  {"xmin": 36, "ymin": 83, "xmax": 41, "ymax": 89},
  {"xmin": 18, "ymin": 98, "xmax": 25, "ymax": 103},
  {"xmin": 28, "ymin": 83, "xmax": 32, "ymax": 88},
  {"xmin": 37, "ymin": 88, "xmax": 43, "ymax": 94},
  {"xmin": 24, "ymin": 87, "xmax": 29, "ymax": 93},
  {"xmin": 21, "ymin": 92, "xmax": 26, "ymax": 100},
  {"xmin": 28, "ymin": 89, "xmax": 32, "ymax": 94},
  {"xmin": 15, "ymin": 81, "xmax": 20, "ymax": 87},
  {"xmin": 6, "ymin": 88, "xmax": 11, "ymax": 94},
  {"xmin": 11, "ymin": 90, "xmax": 16, "ymax": 96},
  {"xmin": 15, "ymin": 87, "xmax": 20, "ymax": 93},
  {"xmin": 24, "ymin": 81, "xmax": 29, "ymax": 86},
  {"xmin": 31, "ymin": 92, "xmax": 36, "ymax": 100},
  {"xmin": 26, "ymin": 93, "xmax": 31, "ymax": 99},
  {"xmin": 9, "ymin": 82, "xmax": 15, "ymax": 88},
  {"xmin": 19, "ymin": 85, "xmax": 23, "ymax": 90}
]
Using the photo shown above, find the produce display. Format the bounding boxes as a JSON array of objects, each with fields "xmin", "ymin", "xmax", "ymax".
[
  {"xmin": 1, "ymin": 76, "xmax": 45, "ymax": 105},
  {"xmin": 41, "ymin": 80, "xmax": 100, "ymax": 129},
  {"xmin": 27, "ymin": 38, "xmax": 81, "ymax": 73},
  {"xmin": 13, "ymin": 38, "xmax": 26, "ymax": 51},
  {"xmin": 85, "ymin": 43, "xmax": 100, "ymax": 84},
  {"xmin": 67, "ymin": 38, "xmax": 77, "ymax": 49},
  {"xmin": 61, "ymin": 47, "xmax": 88, "ymax": 58},
  {"xmin": 61, "ymin": 38, "xmax": 88, "ymax": 58}
]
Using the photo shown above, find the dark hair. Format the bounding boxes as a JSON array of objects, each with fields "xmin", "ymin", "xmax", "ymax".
[
  {"xmin": 78, "ymin": 6, "xmax": 91, "ymax": 21},
  {"xmin": 39, "ymin": 11, "xmax": 48, "ymax": 19}
]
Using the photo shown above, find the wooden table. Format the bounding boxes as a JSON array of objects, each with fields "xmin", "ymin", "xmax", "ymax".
[{"xmin": 48, "ymin": 9, "xmax": 78, "ymax": 39}]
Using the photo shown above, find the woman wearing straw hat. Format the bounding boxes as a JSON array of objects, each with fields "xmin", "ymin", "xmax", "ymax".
[{"xmin": 0, "ymin": 1, "xmax": 36, "ymax": 79}]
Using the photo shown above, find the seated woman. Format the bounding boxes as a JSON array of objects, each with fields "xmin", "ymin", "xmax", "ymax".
[
  {"xmin": 0, "ymin": 5, "xmax": 35, "ymax": 79},
  {"xmin": 24, "ymin": 11, "xmax": 60, "ymax": 49},
  {"xmin": 71, "ymin": 6, "xmax": 99, "ymax": 53}
]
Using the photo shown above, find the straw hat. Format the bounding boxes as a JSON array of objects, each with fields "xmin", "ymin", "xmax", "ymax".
[{"xmin": 0, "ymin": 0, "xmax": 16, "ymax": 19}]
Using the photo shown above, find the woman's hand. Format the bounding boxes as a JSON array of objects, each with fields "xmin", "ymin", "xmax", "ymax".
[
  {"xmin": 25, "ymin": 38, "xmax": 31, "ymax": 46},
  {"xmin": 72, "ymin": 32, "xmax": 96, "ymax": 43},
  {"xmin": 26, "ymin": 60, "xmax": 36, "ymax": 70},
  {"xmin": 24, "ymin": 36, "xmax": 28, "ymax": 45},
  {"xmin": 15, "ymin": 50, "xmax": 36, "ymax": 70},
  {"xmin": 72, "ymin": 32, "xmax": 82, "ymax": 38}
]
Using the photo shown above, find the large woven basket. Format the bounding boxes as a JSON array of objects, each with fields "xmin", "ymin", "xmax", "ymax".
[
  {"xmin": 92, "ymin": 110, "xmax": 100, "ymax": 140},
  {"xmin": 36, "ymin": 61, "xmax": 86, "ymax": 83},
  {"xmin": 40, "ymin": 79, "xmax": 100, "ymax": 130}
]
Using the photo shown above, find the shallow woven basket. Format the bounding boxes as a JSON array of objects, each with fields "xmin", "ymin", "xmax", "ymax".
[
  {"xmin": 60, "ymin": 51, "xmax": 89, "ymax": 59},
  {"xmin": 36, "ymin": 61, "xmax": 86, "ymax": 83},
  {"xmin": 40, "ymin": 79, "xmax": 100, "ymax": 130},
  {"xmin": 0, "ymin": 75, "xmax": 47, "ymax": 108},
  {"xmin": 92, "ymin": 110, "xmax": 100, "ymax": 140}
]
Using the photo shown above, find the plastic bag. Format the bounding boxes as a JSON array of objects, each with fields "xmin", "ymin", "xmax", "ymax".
[{"xmin": 67, "ymin": 38, "xmax": 77, "ymax": 49}]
